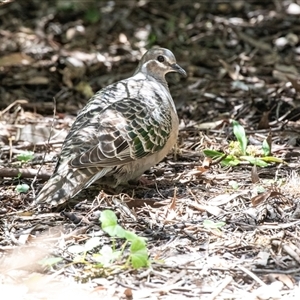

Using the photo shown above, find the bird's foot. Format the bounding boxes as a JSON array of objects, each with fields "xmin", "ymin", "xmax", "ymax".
[{"xmin": 128, "ymin": 176, "xmax": 156, "ymax": 188}]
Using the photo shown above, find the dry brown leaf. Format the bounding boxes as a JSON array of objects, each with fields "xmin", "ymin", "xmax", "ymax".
[
  {"xmin": 0, "ymin": 99, "xmax": 28, "ymax": 117},
  {"xmin": 286, "ymin": 74, "xmax": 300, "ymax": 93},
  {"xmin": 272, "ymin": 70, "xmax": 288, "ymax": 81},
  {"xmin": 18, "ymin": 233, "xmax": 32, "ymax": 245},
  {"xmin": 251, "ymin": 191, "xmax": 283, "ymax": 207},
  {"xmin": 275, "ymin": 64, "xmax": 298, "ymax": 75},
  {"xmin": 127, "ymin": 199, "xmax": 165, "ymax": 208},
  {"xmin": 251, "ymin": 164, "xmax": 260, "ymax": 184},
  {"xmin": 272, "ymin": 65, "xmax": 300, "ymax": 85},
  {"xmin": 253, "ymin": 251, "xmax": 270, "ymax": 266},
  {"xmin": 204, "ymin": 205, "xmax": 224, "ymax": 216},
  {"xmin": 190, "ymin": 202, "xmax": 223, "ymax": 216},
  {"xmin": 194, "ymin": 166, "xmax": 209, "ymax": 174},
  {"xmin": 251, "ymin": 191, "xmax": 271, "ymax": 207},
  {"xmin": 209, "ymin": 192, "xmax": 248, "ymax": 206},
  {"xmin": 254, "ymin": 281, "xmax": 283, "ymax": 299},
  {"xmin": 208, "ymin": 228, "xmax": 223, "ymax": 237},
  {"xmin": 195, "ymin": 119, "xmax": 225, "ymax": 130},
  {"xmin": 169, "ymin": 187, "xmax": 177, "ymax": 211},
  {"xmin": 257, "ymin": 111, "xmax": 270, "ymax": 129},
  {"xmin": 194, "ymin": 157, "xmax": 212, "ymax": 175},
  {"xmin": 219, "ymin": 59, "xmax": 244, "ymax": 80},
  {"xmin": 0, "ymin": 53, "xmax": 34, "ymax": 67},
  {"xmin": 271, "ymin": 274, "xmax": 295, "ymax": 289},
  {"xmin": 164, "ymin": 208, "xmax": 178, "ymax": 223},
  {"xmin": 282, "ymin": 242, "xmax": 300, "ymax": 264},
  {"xmin": 124, "ymin": 288, "xmax": 133, "ymax": 298},
  {"xmin": 202, "ymin": 156, "xmax": 212, "ymax": 169},
  {"xmin": 26, "ymin": 76, "xmax": 49, "ymax": 85},
  {"xmin": 266, "ymin": 131, "xmax": 272, "ymax": 155}
]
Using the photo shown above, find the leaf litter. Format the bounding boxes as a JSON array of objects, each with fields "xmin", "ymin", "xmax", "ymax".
[{"xmin": 0, "ymin": 1, "xmax": 300, "ymax": 299}]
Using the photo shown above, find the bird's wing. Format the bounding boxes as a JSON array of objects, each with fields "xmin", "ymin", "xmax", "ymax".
[{"xmin": 64, "ymin": 96, "xmax": 172, "ymax": 169}]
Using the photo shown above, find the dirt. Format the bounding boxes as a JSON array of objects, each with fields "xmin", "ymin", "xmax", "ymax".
[{"xmin": 1, "ymin": 1, "xmax": 300, "ymax": 299}]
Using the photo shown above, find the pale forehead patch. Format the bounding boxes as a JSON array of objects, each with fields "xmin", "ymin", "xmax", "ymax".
[
  {"xmin": 143, "ymin": 48, "xmax": 176, "ymax": 63},
  {"xmin": 141, "ymin": 60, "xmax": 168, "ymax": 74}
]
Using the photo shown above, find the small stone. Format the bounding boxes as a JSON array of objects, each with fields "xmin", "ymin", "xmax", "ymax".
[{"xmin": 286, "ymin": 3, "xmax": 300, "ymax": 15}]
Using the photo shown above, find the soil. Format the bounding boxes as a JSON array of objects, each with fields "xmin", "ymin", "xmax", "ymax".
[{"xmin": 1, "ymin": 1, "xmax": 300, "ymax": 299}]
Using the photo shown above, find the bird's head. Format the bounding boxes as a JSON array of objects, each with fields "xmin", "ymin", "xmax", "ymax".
[{"xmin": 134, "ymin": 48, "xmax": 187, "ymax": 80}]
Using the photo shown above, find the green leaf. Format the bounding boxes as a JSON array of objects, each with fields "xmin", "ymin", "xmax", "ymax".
[
  {"xmin": 84, "ymin": 8, "xmax": 101, "ymax": 24},
  {"xmin": 15, "ymin": 184, "xmax": 29, "ymax": 193},
  {"xmin": 100, "ymin": 245, "xmax": 121, "ymax": 259},
  {"xmin": 100, "ymin": 209, "xmax": 150, "ymax": 268},
  {"xmin": 229, "ymin": 180, "xmax": 239, "ymax": 190},
  {"xmin": 111, "ymin": 224, "xmax": 127, "ymax": 238},
  {"xmin": 256, "ymin": 186, "xmax": 266, "ymax": 193},
  {"xmin": 203, "ymin": 149, "xmax": 224, "ymax": 158},
  {"xmin": 39, "ymin": 257, "xmax": 63, "ymax": 267},
  {"xmin": 220, "ymin": 155, "xmax": 241, "ymax": 166},
  {"xmin": 100, "ymin": 210, "xmax": 127, "ymax": 238},
  {"xmin": 56, "ymin": 1, "xmax": 76, "ymax": 11},
  {"xmin": 240, "ymin": 156, "xmax": 268, "ymax": 167},
  {"xmin": 203, "ymin": 220, "xmax": 226, "ymax": 229},
  {"xmin": 73, "ymin": 255, "xmax": 86, "ymax": 264},
  {"xmin": 262, "ymin": 139, "xmax": 271, "ymax": 156},
  {"xmin": 100, "ymin": 210, "xmax": 118, "ymax": 227},
  {"xmin": 147, "ymin": 33, "xmax": 157, "ymax": 47},
  {"xmin": 261, "ymin": 156, "xmax": 284, "ymax": 163},
  {"xmin": 16, "ymin": 151, "xmax": 34, "ymax": 163},
  {"xmin": 130, "ymin": 238, "xmax": 149, "ymax": 268},
  {"xmin": 232, "ymin": 120, "xmax": 247, "ymax": 155},
  {"xmin": 93, "ymin": 245, "xmax": 121, "ymax": 266},
  {"xmin": 124, "ymin": 230, "xmax": 139, "ymax": 242}
]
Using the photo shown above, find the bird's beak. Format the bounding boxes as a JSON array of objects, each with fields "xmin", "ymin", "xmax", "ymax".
[{"xmin": 171, "ymin": 63, "xmax": 187, "ymax": 77}]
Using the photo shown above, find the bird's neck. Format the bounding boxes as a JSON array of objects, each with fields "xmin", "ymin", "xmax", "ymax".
[
  {"xmin": 152, "ymin": 76, "xmax": 169, "ymax": 90},
  {"xmin": 134, "ymin": 61, "xmax": 169, "ymax": 90}
]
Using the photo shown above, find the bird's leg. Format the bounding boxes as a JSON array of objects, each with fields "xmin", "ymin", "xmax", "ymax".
[{"xmin": 128, "ymin": 175, "xmax": 156, "ymax": 187}]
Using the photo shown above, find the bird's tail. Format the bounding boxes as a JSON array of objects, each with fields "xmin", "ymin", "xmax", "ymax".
[{"xmin": 34, "ymin": 166, "xmax": 112, "ymax": 207}]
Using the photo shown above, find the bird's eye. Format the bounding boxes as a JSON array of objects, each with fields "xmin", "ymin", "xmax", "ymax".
[{"xmin": 157, "ymin": 55, "xmax": 165, "ymax": 62}]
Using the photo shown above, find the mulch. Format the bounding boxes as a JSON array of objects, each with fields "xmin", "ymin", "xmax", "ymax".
[{"xmin": 0, "ymin": 1, "xmax": 300, "ymax": 299}]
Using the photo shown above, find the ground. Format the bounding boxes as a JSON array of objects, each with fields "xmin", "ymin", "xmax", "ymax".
[{"xmin": 1, "ymin": 0, "xmax": 300, "ymax": 299}]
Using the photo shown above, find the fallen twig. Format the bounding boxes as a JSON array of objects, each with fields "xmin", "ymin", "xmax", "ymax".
[{"xmin": 0, "ymin": 167, "xmax": 51, "ymax": 180}]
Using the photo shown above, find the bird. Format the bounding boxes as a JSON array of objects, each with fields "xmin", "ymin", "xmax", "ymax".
[{"xmin": 34, "ymin": 48, "xmax": 186, "ymax": 207}]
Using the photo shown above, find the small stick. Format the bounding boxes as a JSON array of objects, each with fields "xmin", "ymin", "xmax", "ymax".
[{"xmin": 0, "ymin": 168, "xmax": 51, "ymax": 180}]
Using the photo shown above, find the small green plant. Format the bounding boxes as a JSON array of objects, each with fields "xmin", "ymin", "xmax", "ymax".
[
  {"xmin": 38, "ymin": 210, "xmax": 149, "ymax": 273},
  {"xmin": 256, "ymin": 185, "xmax": 266, "ymax": 194},
  {"xmin": 66, "ymin": 210, "xmax": 149, "ymax": 269},
  {"xmin": 147, "ymin": 33, "xmax": 157, "ymax": 48},
  {"xmin": 203, "ymin": 220, "xmax": 226, "ymax": 231},
  {"xmin": 15, "ymin": 152, "xmax": 34, "ymax": 193},
  {"xmin": 84, "ymin": 8, "xmax": 101, "ymax": 23},
  {"xmin": 15, "ymin": 183, "xmax": 30, "ymax": 194},
  {"xmin": 100, "ymin": 210, "xmax": 149, "ymax": 268},
  {"xmin": 229, "ymin": 180, "xmax": 239, "ymax": 190},
  {"xmin": 16, "ymin": 151, "xmax": 34, "ymax": 163},
  {"xmin": 262, "ymin": 138, "xmax": 271, "ymax": 156},
  {"xmin": 39, "ymin": 257, "xmax": 63, "ymax": 267},
  {"xmin": 92, "ymin": 245, "xmax": 122, "ymax": 267},
  {"xmin": 232, "ymin": 120, "xmax": 247, "ymax": 155},
  {"xmin": 203, "ymin": 120, "xmax": 284, "ymax": 167}
]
